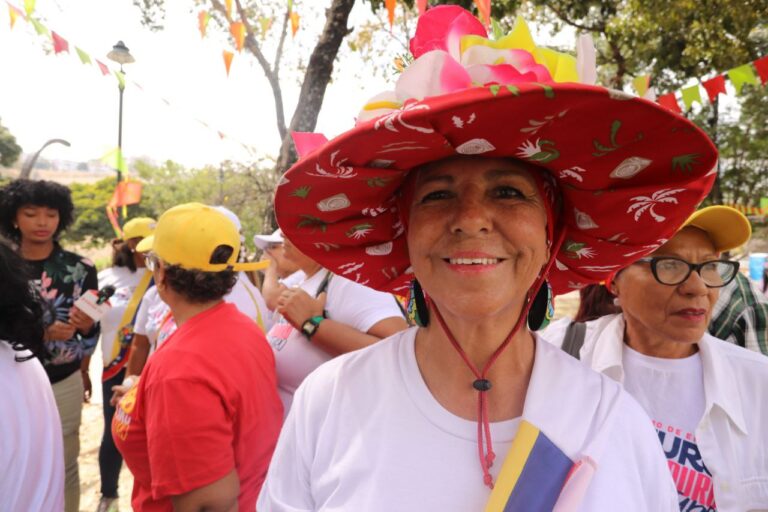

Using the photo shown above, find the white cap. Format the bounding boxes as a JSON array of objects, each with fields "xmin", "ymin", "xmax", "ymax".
[
  {"xmin": 213, "ymin": 206, "xmax": 242, "ymax": 232},
  {"xmin": 253, "ymin": 228, "xmax": 283, "ymax": 250}
]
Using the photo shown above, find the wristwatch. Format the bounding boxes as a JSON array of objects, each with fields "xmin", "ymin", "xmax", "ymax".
[{"xmin": 300, "ymin": 314, "xmax": 326, "ymax": 340}]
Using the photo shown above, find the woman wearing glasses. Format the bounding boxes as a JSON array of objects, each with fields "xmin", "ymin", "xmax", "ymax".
[{"xmin": 566, "ymin": 206, "xmax": 768, "ymax": 511}]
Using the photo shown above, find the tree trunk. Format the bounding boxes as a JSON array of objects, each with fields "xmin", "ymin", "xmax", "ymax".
[{"xmin": 274, "ymin": 0, "xmax": 356, "ymax": 175}]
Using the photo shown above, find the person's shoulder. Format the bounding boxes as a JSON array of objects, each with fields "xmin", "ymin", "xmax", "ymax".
[
  {"xmin": 536, "ymin": 336, "xmax": 625, "ymax": 397},
  {"xmin": 703, "ymin": 333, "xmax": 768, "ymax": 370},
  {"xmin": 57, "ymin": 247, "xmax": 95, "ymax": 268},
  {"xmin": 297, "ymin": 328, "xmax": 413, "ymax": 399}
]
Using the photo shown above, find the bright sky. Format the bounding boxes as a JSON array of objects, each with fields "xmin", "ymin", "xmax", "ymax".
[
  {"xmin": 0, "ymin": 1, "xmax": 582, "ymax": 170},
  {"xmin": 0, "ymin": 0, "xmax": 397, "ymax": 168}
]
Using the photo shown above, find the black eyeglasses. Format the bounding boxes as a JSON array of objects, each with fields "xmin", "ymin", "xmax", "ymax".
[{"xmin": 635, "ymin": 257, "xmax": 739, "ymax": 288}]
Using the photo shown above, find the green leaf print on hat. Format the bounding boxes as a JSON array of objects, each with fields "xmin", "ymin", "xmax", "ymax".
[
  {"xmin": 297, "ymin": 215, "xmax": 328, "ymax": 233},
  {"xmin": 592, "ymin": 120, "xmax": 644, "ymax": 157},
  {"xmin": 671, "ymin": 153, "xmax": 701, "ymax": 173},
  {"xmin": 291, "ymin": 186, "xmax": 311, "ymax": 199}
]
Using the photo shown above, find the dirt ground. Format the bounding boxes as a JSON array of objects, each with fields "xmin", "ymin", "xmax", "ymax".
[
  {"xmin": 76, "ymin": 291, "xmax": 581, "ymax": 511},
  {"xmin": 79, "ymin": 355, "xmax": 134, "ymax": 511}
]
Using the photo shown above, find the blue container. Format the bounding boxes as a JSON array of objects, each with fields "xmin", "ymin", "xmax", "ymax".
[{"xmin": 749, "ymin": 253, "xmax": 767, "ymax": 281}]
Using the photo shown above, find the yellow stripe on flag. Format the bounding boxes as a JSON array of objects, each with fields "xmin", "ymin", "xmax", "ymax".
[{"xmin": 485, "ymin": 420, "xmax": 540, "ymax": 512}]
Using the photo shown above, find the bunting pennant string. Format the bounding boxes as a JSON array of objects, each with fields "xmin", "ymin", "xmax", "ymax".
[
  {"xmin": 95, "ymin": 59, "xmax": 110, "ymax": 75},
  {"xmin": 222, "ymin": 49, "xmax": 234, "ymax": 76},
  {"xmin": 680, "ymin": 84, "xmax": 702, "ymax": 110},
  {"xmin": 385, "ymin": 0, "xmax": 396, "ymax": 28},
  {"xmin": 75, "ymin": 46, "xmax": 91, "ymax": 64},
  {"xmin": 702, "ymin": 75, "xmax": 726, "ymax": 102},
  {"xmin": 754, "ymin": 55, "xmax": 768, "ymax": 84},
  {"xmin": 8, "ymin": 3, "xmax": 20, "ymax": 28},
  {"xmin": 22, "ymin": 0, "xmax": 32, "ymax": 15},
  {"xmin": 225, "ymin": 0, "xmax": 232, "ymax": 19},
  {"xmin": 473, "ymin": 0, "xmax": 491, "ymax": 27},
  {"xmin": 290, "ymin": 11, "xmax": 299, "ymax": 37},
  {"xmin": 649, "ymin": 56, "xmax": 766, "ymax": 113},
  {"xmin": 198, "ymin": 10, "xmax": 210, "ymax": 38},
  {"xmin": 230, "ymin": 21, "xmax": 245, "ymax": 51},
  {"xmin": 726, "ymin": 64, "xmax": 758, "ymax": 95},
  {"xmin": 51, "ymin": 30, "xmax": 68, "ymax": 53},
  {"xmin": 258, "ymin": 16, "xmax": 273, "ymax": 40},
  {"xmin": 3, "ymin": 1, "xmax": 259, "ymax": 161},
  {"xmin": 631, "ymin": 75, "xmax": 650, "ymax": 97}
]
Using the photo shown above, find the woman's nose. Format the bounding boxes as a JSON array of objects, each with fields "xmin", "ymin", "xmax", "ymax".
[{"xmin": 450, "ymin": 195, "xmax": 492, "ymax": 235}]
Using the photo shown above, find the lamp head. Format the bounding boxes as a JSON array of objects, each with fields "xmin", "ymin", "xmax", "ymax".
[{"xmin": 107, "ymin": 41, "xmax": 135, "ymax": 65}]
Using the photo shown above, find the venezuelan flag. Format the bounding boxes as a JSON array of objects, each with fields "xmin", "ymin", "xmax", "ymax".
[{"xmin": 485, "ymin": 420, "xmax": 574, "ymax": 512}]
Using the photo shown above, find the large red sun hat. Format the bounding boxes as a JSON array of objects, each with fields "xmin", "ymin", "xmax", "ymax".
[{"xmin": 275, "ymin": 5, "xmax": 717, "ymax": 296}]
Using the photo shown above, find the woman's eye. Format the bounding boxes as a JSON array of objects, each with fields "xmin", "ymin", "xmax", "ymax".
[
  {"xmin": 420, "ymin": 190, "xmax": 452, "ymax": 202},
  {"xmin": 493, "ymin": 186, "xmax": 523, "ymax": 199}
]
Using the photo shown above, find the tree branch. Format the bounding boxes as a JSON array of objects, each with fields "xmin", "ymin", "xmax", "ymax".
[
  {"xmin": 273, "ymin": 5, "xmax": 290, "ymax": 77},
  {"xmin": 210, "ymin": 0, "xmax": 288, "ymax": 140},
  {"xmin": 275, "ymin": 0, "xmax": 356, "ymax": 173},
  {"xmin": 545, "ymin": 4, "xmax": 605, "ymax": 33}
]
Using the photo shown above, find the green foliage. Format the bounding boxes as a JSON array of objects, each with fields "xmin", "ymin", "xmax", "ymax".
[
  {"xmin": 0, "ymin": 118, "xmax": 22, "ymax": 168},
  {"xmin": 64, "ymin": 160, "xmax": 279, "ymax": 251}
]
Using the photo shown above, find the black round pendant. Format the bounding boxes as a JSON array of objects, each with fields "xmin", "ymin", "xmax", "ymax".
[{"xmin": 473, "ymin": 379, "xmax": 492, "ymax": 392}]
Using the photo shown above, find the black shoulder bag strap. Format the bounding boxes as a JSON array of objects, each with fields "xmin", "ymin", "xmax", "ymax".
[{"xmin": 561, "ymin": 321, "xmax": 587, "ymax": 360}]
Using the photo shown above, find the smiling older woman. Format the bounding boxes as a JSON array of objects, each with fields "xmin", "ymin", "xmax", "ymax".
[
  {"xmin": 257, "ymin": 6, "xmax": 720, "ymax": 511},
  {"xmin": 569, "ymin": 206, "xmax": 768, "ymax": 511}
]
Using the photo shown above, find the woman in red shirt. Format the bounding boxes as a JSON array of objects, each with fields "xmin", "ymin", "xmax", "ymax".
[{"xmin": 113, "ymin": 203, "xmax": 281, "ymax": 511}]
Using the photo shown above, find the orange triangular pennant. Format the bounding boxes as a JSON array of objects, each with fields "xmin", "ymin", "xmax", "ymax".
[
  {"xmin": 290, "ymin": 11, "xmax": 300, "ymax": 37},
  {"xmin": 385, "ymin": 0, "xmax": 396, "ymax": 28},
  {"xmin": 198, "ymin": 11, "xmax": 210, "ymax": 38},
  {"xmin": 230, "ymin": 21, "xmax": 245, "ymax": 51},
  {"xmin": 473, "ymin": 0, "xmax": 491, "ymax": 27},
  {"xmin": 222, "ymin": 50, "xmax": 234, "ymax": 76}
]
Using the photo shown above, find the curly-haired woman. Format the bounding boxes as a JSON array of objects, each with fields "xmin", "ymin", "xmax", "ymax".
[
  {"xmin": 0, "ymin": 178, "xmax": 99, "ymax": 512},
  {"xmin": 0, "ymin": 240, "xmax": 64, "ymax": 510}
]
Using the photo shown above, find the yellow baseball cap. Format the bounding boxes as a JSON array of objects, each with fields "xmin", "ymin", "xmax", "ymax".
[
  {"xmin": 682, "ymin": 205, "xmax": 752, "ymax": 253},
  {"xmin": 135, "ymin": 203, "xmax": 269, "ymax": 272},
  {"xmin": 122, "ymin": 217, "xmax": 156, "ymax": 240}
]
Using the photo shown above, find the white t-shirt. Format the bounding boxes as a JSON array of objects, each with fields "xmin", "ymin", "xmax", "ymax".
[
  {"xmin": 134, "ymin": 287, "xmax": 174, "ymax": 353},
  {"xmin": 97, "ymin": 266, "xmax": 145, "ymax": 366},
  {"xmin": 0, "ymin": 343, "xmax": 64, "ymax": 511},
  {"xmin": 266, "ymin": 269, "xmax": 405, "ymax": 412},
  {"xmin": 225, "ymin": 272, "xmax": 271, "ymax": 332},
  {"xmin": 257, "ymin": 328, "xmax": 678, "ymax": 511},
  {"xmin": 622, "ymin": 346, "xmax": 714, "ymax": 510},
  {"xmin": 280, "ymin": 270, "xmax": 306, "ymax": 288}
]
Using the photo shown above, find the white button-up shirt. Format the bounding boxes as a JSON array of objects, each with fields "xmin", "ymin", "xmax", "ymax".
[{"xmin": 559, "ymin": 314, "xmax": 768, "ymax": 512}]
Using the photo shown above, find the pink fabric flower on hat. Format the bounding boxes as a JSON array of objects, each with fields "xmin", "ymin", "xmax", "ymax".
[{"xmin": 357, "ymin": 5, "xmax": 591, "ymax": 125}]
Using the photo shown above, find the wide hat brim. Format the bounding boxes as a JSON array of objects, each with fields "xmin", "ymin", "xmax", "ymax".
[{"xmin": 275, "ymin": 83, "xmax": 717, "ymax": 295}]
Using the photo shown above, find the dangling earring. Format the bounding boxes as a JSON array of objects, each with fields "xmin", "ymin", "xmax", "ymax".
[
  {"xmin": 613, "ymin": 296, "xmax": 621, "ymax": 307},
  {"xmin": 527, "ymin": 280, "xmax": 554, "ymax": 331},
  {"xmin": 407, "ymin": 279, "xmax": 430, "ymax": 327}
]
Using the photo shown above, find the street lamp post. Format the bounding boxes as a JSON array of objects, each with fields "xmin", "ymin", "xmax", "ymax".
[
  {"xmin": 106, "ymin": 40, "xmax": 135, "ymax": 185},
  {"xmin": 19, "ymin": 138, "xmax": 71, "ymax": 179}
]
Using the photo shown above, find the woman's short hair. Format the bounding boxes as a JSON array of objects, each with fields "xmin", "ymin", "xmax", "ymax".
[
  {"xmin": 163, "ymin": 245, "xmax": 237, "ymax": 303},
  {"xmin": 0, "ymin": 241, "xmax": 48, "ymax": 362},
  {"xmin": 0, "ymin": 179, "xmax": 74, "ymax": 242},
  {"xmin": 111, "ymin": 239, "xmax": 137, "ymax": 272}
]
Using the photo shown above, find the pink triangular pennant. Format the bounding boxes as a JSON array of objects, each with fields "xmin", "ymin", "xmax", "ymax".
[
  {"xmin": 417, "ymin": 0, "xmax": 427, "ymax": 14},
  {"xmin": 96, "ymin": 59, "xmax": 110, "ymax": 75},
  {"xmin": 292, "ymin": 132, "xmax": 329, "ymax": 158},
  {"xmin": 51, "ymin": 31, "xmax": 69, "ymax": 54}
]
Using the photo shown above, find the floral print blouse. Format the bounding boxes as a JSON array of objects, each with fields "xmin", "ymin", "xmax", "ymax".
[{"xmin": 26, "ymin": 244, "xmax": 100, "ymax": 383}]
